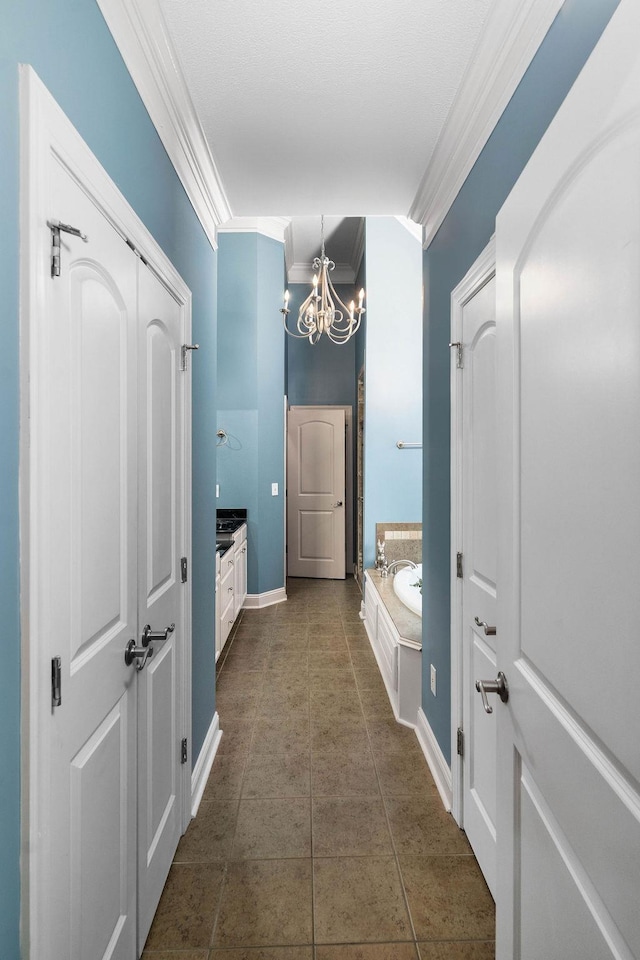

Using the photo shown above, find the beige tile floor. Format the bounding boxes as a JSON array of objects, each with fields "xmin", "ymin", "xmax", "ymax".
[{"xmin": 143, "ymin": 577, "xmax": 495, "ymax": 960}]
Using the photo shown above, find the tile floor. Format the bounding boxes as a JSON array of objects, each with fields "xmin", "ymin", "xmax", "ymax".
[{"xmin": 143, "ymin": 576, "xmax": 495, "ymax": 960}]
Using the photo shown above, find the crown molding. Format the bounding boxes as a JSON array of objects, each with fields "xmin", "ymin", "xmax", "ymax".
[
  {"xmin": 284, "ymin": 217, "xmax": 365, "ymax": 284},
  {"xmin": 394, "ymin": 216, "xmax": 423, "ymax": 243},
  {"xmin": 218, "ymin": 217, "xmax": 290, "ymax": 243},
  {"xmin": 96, "ymin": 0, "xmax": 232, "ymax": 250},
  {"xmin": 409, "ymin": 0, "xmax": 564, "ymax": 248},
  {"xmin": 287, "ymin": 262, "xmax": 357, "ymax": 285}
]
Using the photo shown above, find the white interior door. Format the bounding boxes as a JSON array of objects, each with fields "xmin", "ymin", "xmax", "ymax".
[
  {"xmin": 287, "ymin": 407, "xmax": 346, "ymax": 579},
  {"xmin": 454, "ymin": 266, "xmax": 498, "ymax": 898},
  {"xmin": 24, "ymin": 70, "xmax": 190, "ymax": 960},
  {"xmin": 495, "ymin": 2, "xmax": 640, "ymax": 956},
  {"xmin": 136, "ymin": 264, "xmax": 185, "ymax": 951},
  {"xmin": 35, "ymin": 140, "xmax": 139, "ymax": 960}
]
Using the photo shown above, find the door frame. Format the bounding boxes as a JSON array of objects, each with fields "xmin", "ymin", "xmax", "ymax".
[
  {"xmin": 19, "ymin": 66, "xmax": 193, "ymax": 954},
  {"xmin": 288, "ymin": 404, "xmax": 354, "ymax": 575},
  {"xmin": 450, "ymin": 237, "xmax": 495, "ymax": 827},
  {"xmin": 355, "ymin": 368, "xmax": 365, "ymax": 585}
]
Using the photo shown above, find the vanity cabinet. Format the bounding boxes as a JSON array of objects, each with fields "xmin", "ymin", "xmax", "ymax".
[
  {"xmin": 215, "ymin": 550, "xmax": 221, "ymax": 661},
  {"xmin": 233, "ymin": 523, "xmax": 247, "ymax": 618},
  {"xmin": 219, "ymin": 549, "xmax": 235, "ymax": 653},
  {"xmin": 363, "ymin": 570, "xmax": 422, "ymax": 727},
  {"xmin": 216, "ymin": 522, "xmax": 248, "ymax": 662}
]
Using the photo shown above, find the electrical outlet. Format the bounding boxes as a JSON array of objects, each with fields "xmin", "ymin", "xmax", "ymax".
[
  {"xmin": 430, "ymin": 664, "xmax": 437, "ymax": 696},
  {"xmin": 271, "ymin": 482, "xmax": 278, "ymax": 496}
]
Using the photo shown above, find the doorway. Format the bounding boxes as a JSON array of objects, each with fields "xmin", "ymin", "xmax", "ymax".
[{"xmin": 355, "ymin": 369, "xmax": 365, "ymax": 585}]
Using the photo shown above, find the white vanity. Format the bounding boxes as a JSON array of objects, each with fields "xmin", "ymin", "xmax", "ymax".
[
  {"xmin": 363, "ymin": 569, "xmax": 422, "ymax": 727},
  {"xmin": 215, "ymin": 518, "xmax": 248, "ymax": 662}
]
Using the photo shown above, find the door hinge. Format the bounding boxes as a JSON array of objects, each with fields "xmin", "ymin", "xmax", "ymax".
[
  {"xmin": 181, "ymin": 556, "xmax": 188, "ymax": 583},
  {"xmin": 449, "ymin": 341, "xmax": 463, "ymax": 368},
  {"xmin": 181, "ymin": 344, "xmax": 199, "ymax": 371},
  {"xmin": 457, "ymin": 726, "xmax": 464, "ymax": 757},
  {"xmin": 181, "ymin": 738, "xmax": 188, "ymax": 764},
  {"xmin": 48, "ymin": 220, "xmax": 88, "ymax": 277},
  {"xmin": 456, "ymin": 552, "xmax": 463, "ymax": 579},
  {"xmin": 51, "ymin": 656, "xmax": 62, "ymax": 708}
]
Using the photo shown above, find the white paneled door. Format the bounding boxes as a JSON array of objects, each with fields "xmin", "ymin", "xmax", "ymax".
[
  {"xmin": 24, "ymin": 70, "xmax": 189, "ymax": 960},
  {"xmin": 136, "ymin": 265, "xmax": 185, "ymax": 952},
  {"xmin": 453, "ymin": 262, "xmax": 498, "ymax": 898},
  {"xmin": 287, "ymin": 407, "xmax": 346, "ymax": 579},
  {"xmin": 40, "ymin": 148, "xmax": 139, "ymax": 960},
  {"xmin": 495, "ymin": 2, "xmax": 640, "ymax": 956}
]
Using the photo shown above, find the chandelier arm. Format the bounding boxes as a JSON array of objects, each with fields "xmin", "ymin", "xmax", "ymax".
[
  {"xmin": 281, "ymin": 313, "xmax": 317, "ymax": 339},
  {"xmin": 323, "ymin": 270, "xmax": 363, "ymax": 337}
]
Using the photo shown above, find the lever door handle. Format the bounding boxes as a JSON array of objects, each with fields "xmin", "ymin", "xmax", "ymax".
[
  {"xmin": 474, "ymin": 616, "xmax": 496, "ymax": 636},
  {"xmin": 142, "ymin": 622, "xmax": 175, "ymax": 647},
  {"xmin": 124, "ymin": 638, "xmax": 154, "ymax": 671},
  {"xmin": 475, "ymin": 672, "xmax": 509, "ymax": 714}
]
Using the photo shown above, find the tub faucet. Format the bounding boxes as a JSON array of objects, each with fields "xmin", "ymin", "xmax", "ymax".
[{"xmin": 386, "ymin": 559, "xmax": 418, "ymax": 576}]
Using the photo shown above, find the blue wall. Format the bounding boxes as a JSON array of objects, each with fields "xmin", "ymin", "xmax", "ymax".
[
  {"xmin": 286, "ymin": 283, "xmax": 358, "ymax": 409},
  {"xmin": 1, "ymin": 3, "xmax": 218, "ymax": 955},
  {"xmin": 363, "ymin": 218, "xmax": 423, "ymax": 569},
  {"xmin": 217, "ymin": 232, "xmax": 286, "ymax": 596},
  {"xmin": 421, "ymin": 0, "xmax": 621, "ymax": 764}
]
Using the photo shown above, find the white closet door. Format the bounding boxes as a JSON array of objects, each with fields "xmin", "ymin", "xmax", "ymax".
[
  {"xmin": 136, "ymin": 263, "xmax": 185, "ymax": 951},
  {"xmin": 26, "ymin": 71, "xmax": 191, "ymax": 960},
  {"xmin": 460, "ymin": 272, "xmax": 498, "ymax": 897},
  {"xmin": 37, "ymin": 146, "xmax": 139, "ymax": 960}
]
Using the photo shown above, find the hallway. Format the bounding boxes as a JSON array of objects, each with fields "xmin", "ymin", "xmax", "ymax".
[{"xmin": 142, "ymin": 577, "xmax": 495, "ymax": 959}]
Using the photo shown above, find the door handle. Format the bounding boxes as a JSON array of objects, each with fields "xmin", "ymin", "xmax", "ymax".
[
  {"xmin": 141, "ymin": 622, "xmax": 175, "ymax": 647},
  {"xmin": 333, "ymin": 500, "xmax": 343, "ymax": 507},
  {"xmin": 474, "ymin": 616, "xmax": 496, "ymax": 636},
  {"xmin": 475, "ymin": 672, "xmax": 509, "ymax": 714},
  {"xmin": 124, "ymin": 638, "xmax": 154, "ymax": 671}
]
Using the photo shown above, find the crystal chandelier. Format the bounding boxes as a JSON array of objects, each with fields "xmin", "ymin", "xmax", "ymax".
[{"xmin": 281, "ymin": 216, "xmax": 365, "ymax": 345}]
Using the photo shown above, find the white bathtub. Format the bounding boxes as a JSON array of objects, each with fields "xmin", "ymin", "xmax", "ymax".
[{"xmin": 393, "ymin": 564, "xmax": 422, "ymax": 617}]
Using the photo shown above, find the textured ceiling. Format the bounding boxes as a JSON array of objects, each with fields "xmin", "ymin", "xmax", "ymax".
[{"xmin": 159, "ymin": 0, "xmax": 491, "ymax": 218}]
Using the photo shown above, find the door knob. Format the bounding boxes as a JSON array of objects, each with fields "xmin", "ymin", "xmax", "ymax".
[
  {"xmin": 141, "ymin": 622, "xmax": 175, "ymax": 647},
  {"xmin": 475, "ymin": 672, "xmax": 509, "ymax": 714},
  {"xmin": 474, "ymin": 616, "xmax": 496, "ymax": 636},
  {"xmin": 333, "ymin": 500, "xmax": 343, "ymax": 507},
  {"xmin": 124, "ymin": 638, "xmax": 154, "ymax": 671}
]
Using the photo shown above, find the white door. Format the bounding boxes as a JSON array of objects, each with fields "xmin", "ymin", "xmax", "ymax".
[
  {"xmin": 36, "ymin": 143, "xmax": 139, "ymax": 960},
  {"xmin": 453, "ymin": 263, "xmax": 498, "ymax": 897},
  {"xmin": 136, "ymin": 264, "xmax": 185, "ymax": 951},
  {"xmin": 24, "ymin": 70, "xmax": 189, "ymax": 960},
  {"xmin": 287, "ymin": 407, "xmax": 346, "ymax": 578},
  {"xmin": 495, "ymin": 2, "xmax": 640, "ymax": 956}
]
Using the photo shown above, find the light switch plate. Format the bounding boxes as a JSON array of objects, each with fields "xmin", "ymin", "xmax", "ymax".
[{"xmin": 271, "ymin": 482, "xmax": 278, "ymax": 496}]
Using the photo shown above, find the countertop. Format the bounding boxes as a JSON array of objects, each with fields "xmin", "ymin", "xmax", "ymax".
[{"xmin": 365, "ymin": 568, "xmax": 422, "ymax": 648}]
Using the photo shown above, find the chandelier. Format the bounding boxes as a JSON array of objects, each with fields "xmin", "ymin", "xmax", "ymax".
[{"xmin": 280, "ymin": 216, "xmax": 365, "ymax": 345}]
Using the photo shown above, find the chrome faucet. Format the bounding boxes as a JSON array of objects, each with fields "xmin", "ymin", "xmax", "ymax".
[
  {"xmin": 387, "ymin": 560, "xmax": 418, "ymax": 576},
  {"xmin": 384, "ymin": 559, "xmax": 418, "ymax": 577}
]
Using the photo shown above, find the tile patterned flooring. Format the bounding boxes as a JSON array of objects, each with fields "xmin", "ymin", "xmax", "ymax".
[{"xmin": 142, "ymin": 577, "xmax": 495, "ymax": 960}]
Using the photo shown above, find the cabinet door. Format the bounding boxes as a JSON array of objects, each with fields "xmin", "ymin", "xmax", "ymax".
[{"xmin": 234, "ymin": 526, "xmax": 248, "ymax": 616}]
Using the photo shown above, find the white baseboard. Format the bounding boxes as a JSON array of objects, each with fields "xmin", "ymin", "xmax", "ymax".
[
  {"xmin": 191, "ymin": 711, "xmax": 222, "ymax": 818},
  {"xmin": 415, "ymin": 707, "xmax": 453, "ymax": 812},
  {"xmin": 243, "ymin": 587, "xmax": 287, "ymax": 609}
]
